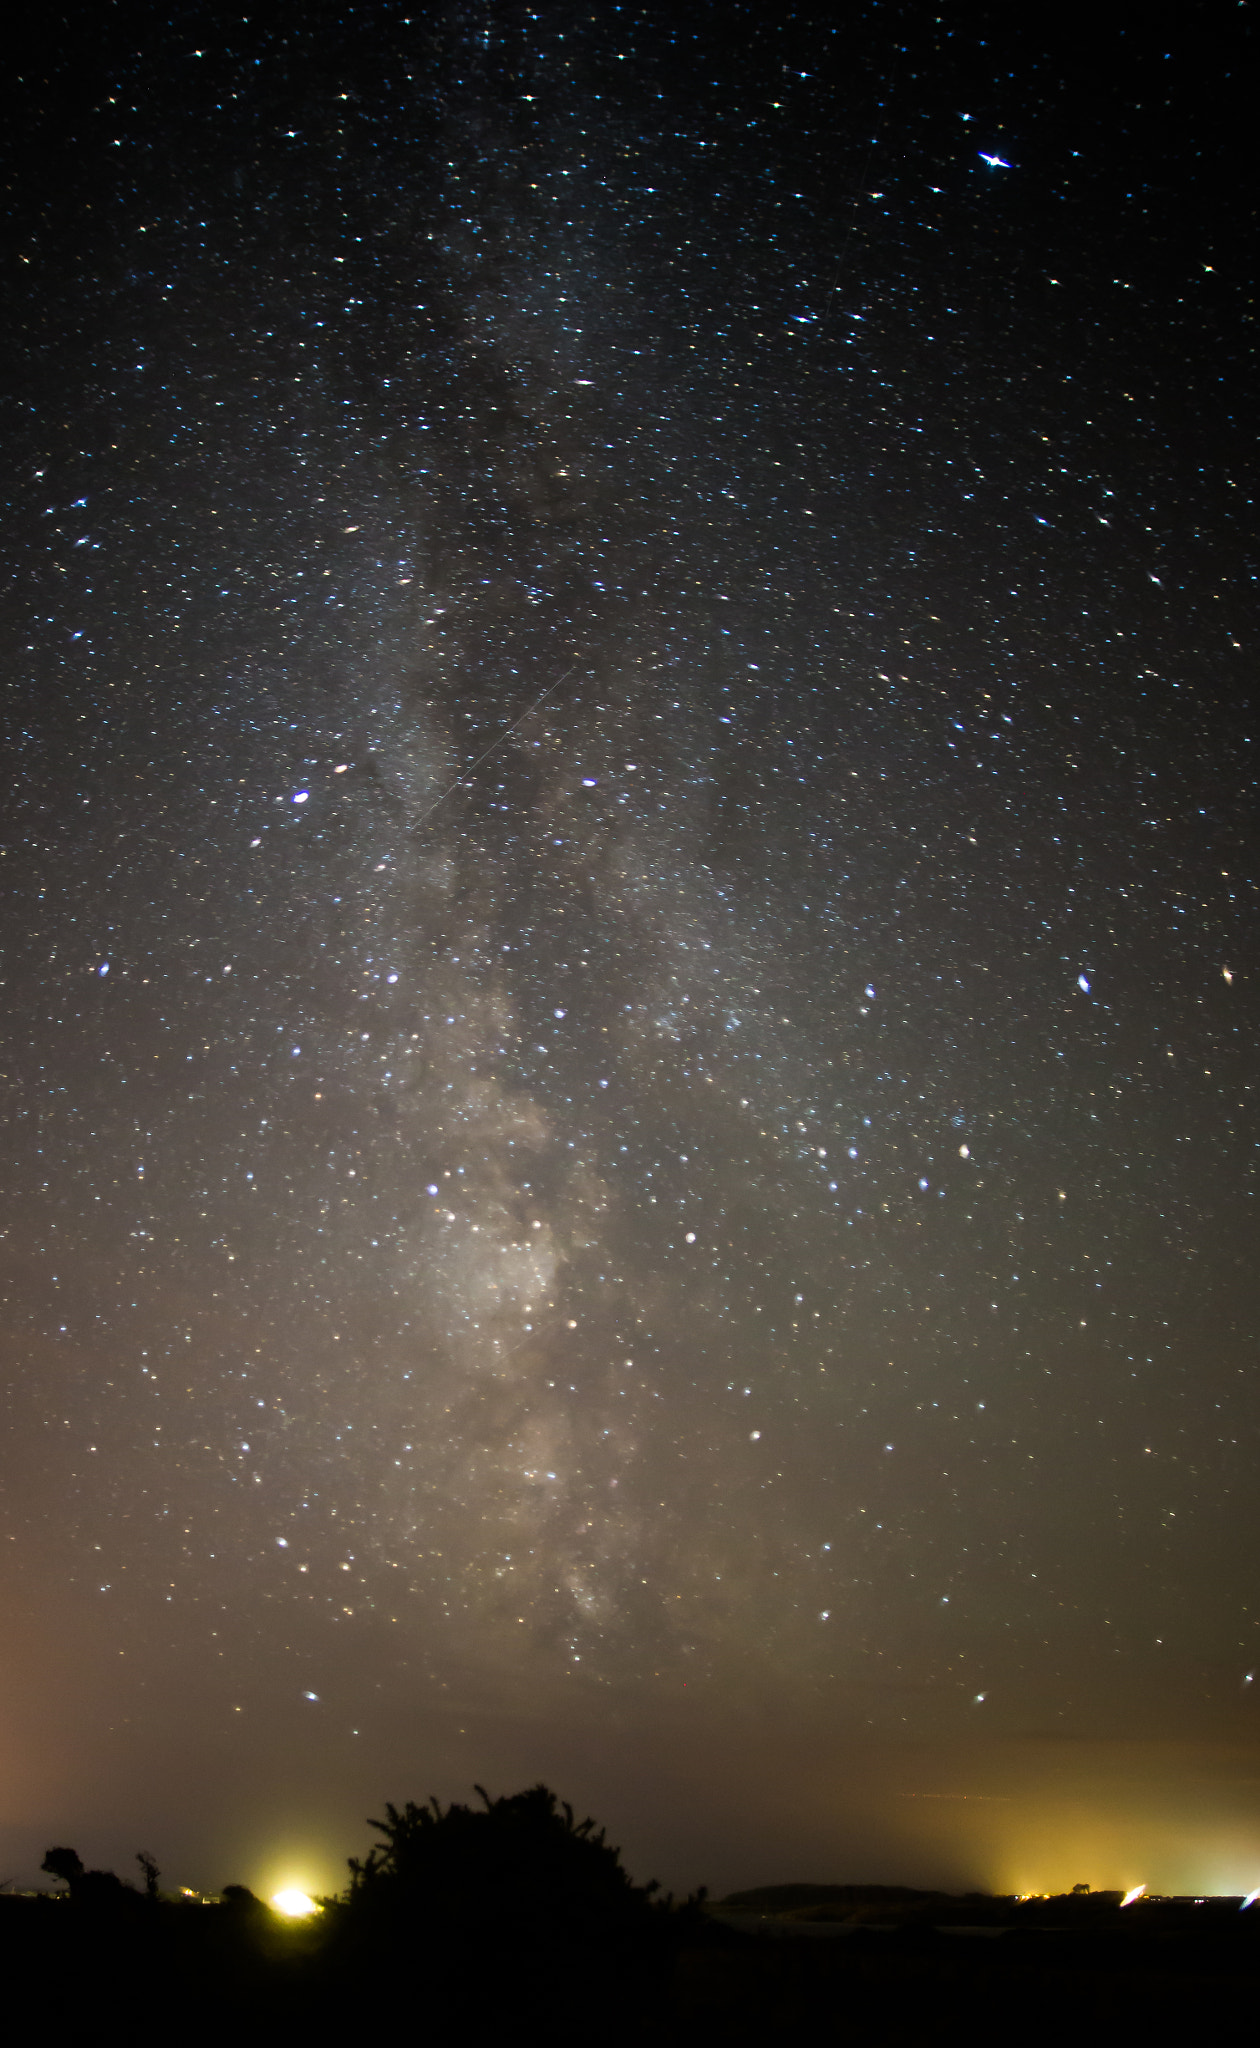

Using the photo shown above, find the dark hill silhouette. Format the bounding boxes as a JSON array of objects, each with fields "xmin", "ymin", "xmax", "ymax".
[
  {"xmin": 716, "ymin": 1882, "xmax": 951, "ymax": 1916},
  {"xmin": 14, "ymin": 1793, "xmax": 1260, "ymax": 2039}
]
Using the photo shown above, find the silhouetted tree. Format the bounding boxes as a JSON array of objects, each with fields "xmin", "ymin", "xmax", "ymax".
[
  {"xmin": 39, "ymin": 1844, "xmax": 138, "ymax": 1908},
  {"xmin": 136, "ymin": 1851, "xmax": 160, "ymax": 1900},
  {"xmin": 41, "ymin": 1847, "xmax": 85, "ymax": 1893}
]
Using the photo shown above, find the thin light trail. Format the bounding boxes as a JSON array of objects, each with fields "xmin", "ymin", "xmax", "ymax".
[{"xmin": 411, "ymin": 664, "xmax": 581, "ymax": 832}]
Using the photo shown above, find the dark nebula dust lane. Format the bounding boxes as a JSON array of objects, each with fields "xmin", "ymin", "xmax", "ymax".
[{"xmin": 2, "ymin": 2, "xmax": 1258, "ymax": 1895}]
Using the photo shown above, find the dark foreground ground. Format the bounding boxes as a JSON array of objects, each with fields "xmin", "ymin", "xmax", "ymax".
[
  {"xmin": 673, "ymin": 1922, "xmax": 1260, "ymax": 2043},
  {"xmin": 6, "ymin": 1893, "xmax": 1259, "ymax": 2043}
]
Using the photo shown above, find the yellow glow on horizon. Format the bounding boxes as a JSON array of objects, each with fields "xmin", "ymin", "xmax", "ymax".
[
  {"xmin": 1120, "ymin": 1885, "xmax": 1147, "ymax": 1907},
  {"xmin": 272, "ymin": 1888, "xmax": 321, "ymax": 1918},
  {"xmin": 970, "ymin": 1765, "xmax": 1260, "ymax": 1903}
]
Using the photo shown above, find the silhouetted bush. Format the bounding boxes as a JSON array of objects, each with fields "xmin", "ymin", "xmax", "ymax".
[
  {"xmin": 342, "ymin": 1782, "xmax": 661, "ymax": 1941},
  {"xmin": 219, "ymin": 1882, "xmax": 271, "ymax": 1921},
  {"xmin": 310, "ymin": 1782, "xmax": 704, "ymax": 2036}
]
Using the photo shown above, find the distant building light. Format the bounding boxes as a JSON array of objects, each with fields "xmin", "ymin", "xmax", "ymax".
[{"xmin": 272, "ymin": 1889, "xmax": 321, "ymax": 1918}]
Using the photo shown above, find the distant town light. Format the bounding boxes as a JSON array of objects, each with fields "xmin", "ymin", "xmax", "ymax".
[
  {"xmin": 272, "ymin": 1889, "xmax": 320, "ymax": 1917},
  {"xmin": 1120, "ymin": 1886, "xmax": 1147, "ymax": 1908}
]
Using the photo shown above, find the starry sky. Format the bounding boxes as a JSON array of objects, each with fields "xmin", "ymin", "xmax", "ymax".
[{"xmin": 2, "ymin": 1, "xmax": 1257, "ymax": 1900}]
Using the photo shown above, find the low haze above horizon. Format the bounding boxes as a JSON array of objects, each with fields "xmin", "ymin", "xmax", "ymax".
[{"xmin": 1, "ymin": 0, "xmax": 1257, "ymax": 1904}]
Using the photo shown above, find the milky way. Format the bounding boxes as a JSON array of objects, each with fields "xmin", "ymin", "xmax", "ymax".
[{"xmin": 3, "ymin": 3, "xmax": 1257, "ymax": 1889}]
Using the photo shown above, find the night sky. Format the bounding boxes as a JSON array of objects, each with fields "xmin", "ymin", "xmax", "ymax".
[{"xmin": 2, "ymin": 1, "xmax": 1257, "ymax": 1902}]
